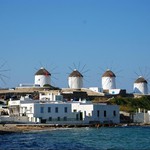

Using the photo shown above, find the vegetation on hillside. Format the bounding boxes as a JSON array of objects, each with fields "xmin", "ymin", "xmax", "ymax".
[
  {"xmin": 109, "ymin": 96, "xmax": 150, "ymax": 112},
  {"xmin": 43, "ymin": 84, "xmax": 60, "ymax": 90}
]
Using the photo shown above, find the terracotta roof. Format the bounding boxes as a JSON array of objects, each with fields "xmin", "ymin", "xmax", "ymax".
[
  {"xmin": 102, "ymin": 69, "xmax": 116, "ymax": 77},
  {"xmin": 35, "ymin": 67, "xmax": 51, "ymax": 76},
  {"xmin": 69, "ymin": 69, "xmax": 83, "ymax": 77},
  {"xmin": 135, "ymin": 76, "xmax": 147, "ymax": 83}
]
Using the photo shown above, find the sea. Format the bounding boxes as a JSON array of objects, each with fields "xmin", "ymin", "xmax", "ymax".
[{"xmin": 0, "ymin": 126, "xmax": 150, "ymax": 150}]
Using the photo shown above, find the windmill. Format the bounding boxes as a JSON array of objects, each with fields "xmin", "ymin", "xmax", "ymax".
[
  {"xmin": 0, "ymin": 60, "xmax": 10, "ymax": 88},
  {"xmin": 34, "ymin": 63, "xmax": 59, "ymax": 88},
  {"xmin": 133, "ymin": 67, "xmax": 150, "ymax": 95},
  {"xmin": 102, "ymin": 69, "xmax": 116, "ymax": 90},
  {"xmin": 67, "ymin": 62, "xmax": 89, "ymax": 89},
  {"xmin": 34, "ymin": 67, "xmax": 51, "ymax": 87},
  {"xmin": 98, "ymin": 63, "xmax": 123, "ymax": 93}
]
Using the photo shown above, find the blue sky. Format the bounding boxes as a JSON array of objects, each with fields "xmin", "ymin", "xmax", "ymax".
[{"xmin": 0, "ymin": 0, "xmax": 150, "ymax": 92}]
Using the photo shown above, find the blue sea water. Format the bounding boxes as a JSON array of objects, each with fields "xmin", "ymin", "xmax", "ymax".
[{"xmin": 0, "ymin": 126, "xmax": 150, "ymax": 150}]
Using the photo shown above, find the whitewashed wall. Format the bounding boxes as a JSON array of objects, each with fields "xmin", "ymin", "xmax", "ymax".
[
  {"xmin": 133, "ymin": 113, "xmax": 150, "ymax": 123},
  {"xmin": 68, "ymin": 77, "xmax": 83, "ymax": 89},
  {"xmin": 92, "ymin": 104, "xmax": 120, "ymax": 124},
  {"xmin": 102, "ymin": 77, "xmax": 116, "ymax": 90},
  {"xmin": 35, "ymin": 75, "xmax": 50, "ymax": 87},
  {"xmin": 133, "ymin": 83, "xmax": 148, "ymax": 95},
  {"xmin": 15, "ymin": 101, "xmax": 120, "ymax": 124}
]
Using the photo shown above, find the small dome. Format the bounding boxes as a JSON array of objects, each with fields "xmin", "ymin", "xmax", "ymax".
[
  {"xmin": 102, "ymin": 69, "xmax": 116, "ymax": 77},
  {"xmin": 69, "ymin": 69, "xmax": 83, "ymax": 77},
  {"xmin": 35, "ymin": 67, "xmax": 51, "ymax": 76},
  {"xmin": 135, "ymin": 76, "xmax": 147, "ymax": 83}
]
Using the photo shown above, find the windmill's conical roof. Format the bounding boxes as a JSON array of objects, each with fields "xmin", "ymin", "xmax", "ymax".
[
  {"xmin": 102, "ymin": 69, "xmax": 116, "ymax": 77},
  {"xmin": 135, "ymin": 76, "xmax": 147, "ymax": 83},
  {"xmin": 69, "ymin": 69, "xmax": 83, "ymax": 77},
  {"xmin": 35, "ymin": 67, "xmax": 51, "ymax": 76}
]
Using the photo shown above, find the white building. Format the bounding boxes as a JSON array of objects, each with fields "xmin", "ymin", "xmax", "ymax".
[
  {"xmin": 40, "ymin": 92, "xmax": 63, "ymax": 101},
  {"xmin": 17, "ymin": 84, "xmax": 40, "ymax": 88},
  {"xmin": 89, "ymin": 87, "xmax": 102, "ymax": 93},
  {"xmin": 8, "ymin": 95, "xmax": 120, "ymax": 124},
  {"xmin": 133, "ymin": 108, "xmax": 150, "ymax": 123},
  {"xmin": 102, "ymin": 69, "xmax": 116, "ymax": 90},
  {"xmin": 133, "ymin": 76, "xmax": 148, "ymax": 95},
  {"xmin": 34, "ymin": 67, "xmax": 51, "ymax": 87},
  {"xmin": 108, "ymin": 89, "xmax": 121, "ymax": 95},
  {"xmin": 68, "ymin": 69, "xmax": 83, "ymax": 89}
]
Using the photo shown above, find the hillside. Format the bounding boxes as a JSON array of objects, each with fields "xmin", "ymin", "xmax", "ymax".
[{"xmin": 109, "ymin": 96, "xmax": 150, "ymax": 112}]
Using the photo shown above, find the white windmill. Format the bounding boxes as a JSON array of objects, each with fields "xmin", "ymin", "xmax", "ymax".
[
  {"xmin": 67, "ymin": 63, "xmax": 89, "ymax": 89},
  {"xmin": 68, "ymin": 69, "xmax": 83, "ymax": 89},
  {"xmin": 34, "ymin": 67, "xmax": 51, "ymax": 87},
  {"xmin": 102, "ymin": 69, "xmax": 116, "ymax": 90},
  {"xmin": 133, "ymin": 76, "xmax": 148, "ymax": 95}
]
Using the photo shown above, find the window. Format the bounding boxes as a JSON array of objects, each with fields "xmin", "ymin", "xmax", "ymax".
[
  {"xmin": 64, "ymin": 117, "xmax": 67, "ymax": 121},
  {"xmin": 64, "ymin": 107, "xmax": 68, "ymax": 113},
  {"xmin": 30, "ymin": 107, "xmax": 32, "ymax": 113},
  {"xmin": 80, "ymin": 112, "xmax": 83, "ymax": 120},
  {"xmin": 57, "ymin": 117, "xmax": 60, "ymax": 121},
  {"xmin": 113, "ymin": 110, "xmax": 116, "ymax": 116},
  {"xmin": 48, "ymin": 107, "xmax": 51, "ymax": 113},
  {"xmin": 76, "ymin": 114, "xmax": 79, "ymax": 120},
  {"xmin": 97, "ymin": 110, "xmax": 100, "ymax": 117},
  {"xmin": 104, "ymin": 110, "xmax": 106, "ymax": 117},
  {"xmin": 40, "ymin": 107, "xmax": 44, "ymax": 113},
  {"xmin": 20, "ymin": 107, "xmax": 23, "ymax": 113},
  {"xmin": 25, "ymin": 107, "xmax": 27, "ymax": 112},
  {"xmin": 55, "ymin": 107, "xmax": 58, "ymax": 113},
  {"xmin": 49, "ymin": 117, "xmax": 52, "ymax": 121}
]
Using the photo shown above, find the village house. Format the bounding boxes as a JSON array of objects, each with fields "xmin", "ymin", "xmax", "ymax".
[{"xmin": 8, "ymin": 93, "xmax": 120, "ymax": 125}]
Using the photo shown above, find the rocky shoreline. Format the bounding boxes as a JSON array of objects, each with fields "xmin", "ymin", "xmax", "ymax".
[
  {"xmin": 0, "ymin": 123, "xmax": 150, "ymax": 134},
  {"xmin": 0, "ymin": 123, "xmax": 115, "ymax": 134},
  {"xmin": 0, "ymin": 124, "xmax": 61, "ymax": 134},
  {"xmin": 0, "ymin": 123, "xmax": 92, "ymax": 134}
]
